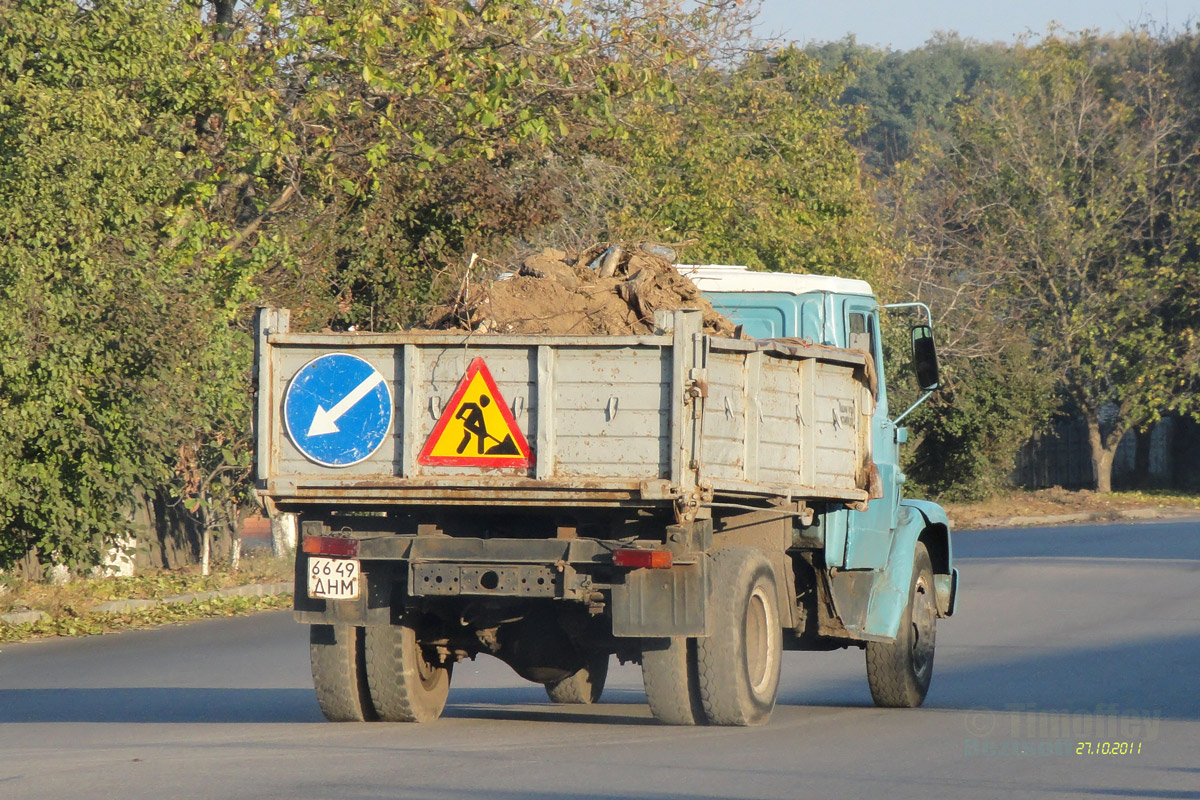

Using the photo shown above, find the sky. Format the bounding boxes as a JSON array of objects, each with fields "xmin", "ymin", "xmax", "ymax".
[{"xmin": 752, "ymin": 1, "xmax": 1200, "ymax": 51}]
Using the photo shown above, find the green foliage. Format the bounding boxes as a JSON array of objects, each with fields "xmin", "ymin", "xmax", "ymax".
[
  {"xmin": 209, "ymin": 0, "xmax": 707, "ymax": 330},
  {"xmin": 0, "ymin": 594, "xmax": 292, "ymax": 643},
  {"xmin": 24, "ymin": 2, "xmax": 1200, "ymax": 530},
  {"xmin": 879, "ymin": 144, "xmax": 1056, "ymax": 499},
  {"xmin": 805, "ymin": 34, "xmax": 1016, "ymax": 168},
  {"xmin": 0, "ymin": 0, "xmax": 757, "ymax": 569},
  {"xmin": 608, "ymin": 47, "xmax": 893, "ymax": 281},
  {"xmin": 0, "ymin": 0, "xmax": 249, "ymax": 569},
  {"xmin": 882, "ymin": 30, "xmax": 1200, "ymax": 493},
  {"xmin": 931, "ymin": 33, "xmax": 1200, "ymax": 490},
  {"xmin": 899, "ymin": 346, "xmax": 1055, "ymax": 501},
  {"xmin": 799, "ymin": 34, "xmax": 1051, "ymax": 497}
]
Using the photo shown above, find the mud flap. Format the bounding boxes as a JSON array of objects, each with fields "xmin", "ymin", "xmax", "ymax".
[
  {"xmin": 294, "ymin": 558, "xmax": 392, "ymax": 627},
  {"xmin": 935, "ymin": 568, "xmax": 959, "ymax": 617},
  {"xmin": 611, "ymin": 559, "xmax": 711, "ymax": 637}
]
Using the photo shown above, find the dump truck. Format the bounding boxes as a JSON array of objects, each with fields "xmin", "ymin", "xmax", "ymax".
[{"xmin": 253, "ymin": 265, "xmax": 958, "ymax": 726}]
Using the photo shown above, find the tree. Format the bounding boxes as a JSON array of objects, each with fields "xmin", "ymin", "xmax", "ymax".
[
  {"xmin": 605, "ymin": 47, "xmax": 893, "ymax": 280},
  {"xmin": 804, "ymin": 34, "xmax": 1015, "ymax": 169},
  {"xmin": 903, "ymin": 32, "xmax": 1200, "ymax": 492},
  {"xmin": 0, "ymin": 0, "xmax": 761, "ymax": 570},
  {"xmin": 0, "ymin": 0, "xmax": 253, "ymax": 569},
  {"xmin": 180, "ymin": 0, "xmax": 757, "ymax": 330}
]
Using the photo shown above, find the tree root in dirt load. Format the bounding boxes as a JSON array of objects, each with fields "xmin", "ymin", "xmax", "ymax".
[{"xmin": 424, "ymin": 243, "xmax": 739, "ymax": 338}]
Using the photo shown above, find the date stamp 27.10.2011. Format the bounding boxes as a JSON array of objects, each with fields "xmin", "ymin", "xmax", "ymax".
[{"xmin": 963, "ymin": 705, "xmax": 1158, "ymax": 758}]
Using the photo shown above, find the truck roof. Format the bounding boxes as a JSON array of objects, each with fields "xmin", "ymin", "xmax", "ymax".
[{"xmin": 679, "ymin": 264, "xmax": 875, "ymax": 298}]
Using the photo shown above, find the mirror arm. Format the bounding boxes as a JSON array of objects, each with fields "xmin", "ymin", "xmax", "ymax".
[
  {"xmin": 891, "ymin": 391, "xmax": 934, "ymax": 427},
  {"xmin": 881, "ymin": 301, "xmax": 933, "ymax": 325}
]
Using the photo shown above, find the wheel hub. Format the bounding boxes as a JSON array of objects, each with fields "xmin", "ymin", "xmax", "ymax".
[
  {"xmin": 745, "ymin": 586, "xmax": 778, "ymax": 696},
  {"xmin": 910, "ymin": 577, "xmax": 936, "ymax": 679}
]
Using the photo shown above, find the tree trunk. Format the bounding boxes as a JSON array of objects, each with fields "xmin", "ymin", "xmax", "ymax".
[
  {"xmin": 271, "ymin": 512, "xmax": 297, "ymax": 557},
  {"xmin": 210, "ymin": 0, "xmax": 236, "ymax": 42},
  {"xmin": 1132, "ymin": 428, "xmax": 1153, "ymax": 489},
  {"xmin": 212, "ymin": 0, "xmax": 234, "ymax": 25},
  {"xmin": 1085, "ymin": 416, "xmax": 1118, "ymax": 493},
  {"xmin": 201, "ymin": 528, "xmax": 211, "ymax": 577}
]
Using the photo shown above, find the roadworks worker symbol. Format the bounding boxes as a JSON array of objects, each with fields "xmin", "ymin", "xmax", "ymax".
[{"xmin": 418, "ymin": 357, "xmax": 534, "ymax": 468}]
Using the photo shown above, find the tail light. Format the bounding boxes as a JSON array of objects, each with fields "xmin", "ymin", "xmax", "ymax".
[
  {"xmin": 612, "ymin": 548, "xmax": 672, "ymax": 569},
  {"xmin": 302, "ymin": 535, "xmax": 360, "ymax": 558}
]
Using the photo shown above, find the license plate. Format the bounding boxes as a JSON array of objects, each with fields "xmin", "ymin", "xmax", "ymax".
[{"xmin": 307, "ymin": 557, "xmax": 360, "ymax": 600}]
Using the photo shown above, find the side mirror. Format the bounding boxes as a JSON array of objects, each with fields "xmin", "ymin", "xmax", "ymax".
[{"xmin": 911, "ymin": 324, "xmax": 940, "ymax": 391}]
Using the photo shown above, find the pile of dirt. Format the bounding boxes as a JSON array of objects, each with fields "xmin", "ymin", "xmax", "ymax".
[{"xmin": 424, "ymin": 244, "xmax": 738, "ymax": 337}]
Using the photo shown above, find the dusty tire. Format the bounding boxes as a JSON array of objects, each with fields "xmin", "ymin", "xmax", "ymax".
[
  {"xmin": 545, "ymin": 652, "xmax": 609, "ymax": 704},
  {"xmin": 696, "ymin": 548, "xmax": 782, "ymax": 726},
  {"xmin": 641, "ymin": 637, "xmax": 707, "ymax": 725},
  {"xmin": 309, "ymin": 624, "xmax": 377, "ymax": 722},
  {"xmin": 364, "ymin": 622, "xmax": 453, "ymax": 722},
  {"xmin": 866, "ymin": 541, "xmax": 937, "ymax": 708}
]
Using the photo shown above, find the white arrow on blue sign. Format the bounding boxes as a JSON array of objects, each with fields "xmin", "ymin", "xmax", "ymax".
[{"xmin": 284, "ymin": 353, "xmax": 393, "ymax": 467}]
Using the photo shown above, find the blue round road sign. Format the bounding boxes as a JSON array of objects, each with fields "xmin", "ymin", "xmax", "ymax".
[{"xmin": 284, "ymin": 353, "xmax": 393, "ymax": 467}]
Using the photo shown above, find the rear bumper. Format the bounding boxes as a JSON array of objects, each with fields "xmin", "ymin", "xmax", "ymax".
[{"xmin": 293, "ymin": 531, "xmax": 710, "ymax": 637}]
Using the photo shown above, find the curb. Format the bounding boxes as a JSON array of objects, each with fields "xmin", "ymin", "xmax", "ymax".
[
  {"xmin": 960, "ymin": 508, "xmax": 1199, "ymax": 529},
  {"xmin": 0, "ymin": 610, "xmax": 49, "ymax": 626},
  {"xmin": 1, "ymin": 581, "xmax": 294, "ymax": 627}
]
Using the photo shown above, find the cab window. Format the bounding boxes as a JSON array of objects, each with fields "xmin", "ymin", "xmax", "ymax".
[{"xmin": 848, "ymin": 312, "xmax": 874, "ymax": 355}]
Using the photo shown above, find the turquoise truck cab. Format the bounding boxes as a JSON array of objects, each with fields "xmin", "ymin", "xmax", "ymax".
[{"xmin": 687, "ymin": 265, "xmax": 959, "ymax": 644}]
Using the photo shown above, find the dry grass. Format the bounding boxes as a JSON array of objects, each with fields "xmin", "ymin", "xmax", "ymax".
[
  {"xmin": 0, "ymin": 551, "xmax": 292, "ymax": 619},
  {"xmin": 942, "ymin": 488, "xmax": 1200, "ymax": 529},
  {"xmin": 0, "ymin": 594, "xmax": 292, "ymax": 642}
]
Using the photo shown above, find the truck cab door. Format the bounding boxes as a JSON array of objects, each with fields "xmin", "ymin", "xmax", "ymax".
[{"xmin": 839, "ymin": 304, "xmax": 902, "ymax": 569}]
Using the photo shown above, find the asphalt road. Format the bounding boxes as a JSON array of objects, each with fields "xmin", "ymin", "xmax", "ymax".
[{"xmin": 1, "ymin": 518, "xmax": 1198, "ymax": 800}]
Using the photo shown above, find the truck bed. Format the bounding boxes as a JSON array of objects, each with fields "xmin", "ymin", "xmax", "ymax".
[{"xmin": 255, "ymin": 309, "xmax": 876, "ymax": 513}]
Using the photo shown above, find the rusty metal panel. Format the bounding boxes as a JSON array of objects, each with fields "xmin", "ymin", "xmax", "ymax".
[
  {"xmin": 700, "ymin": 350, "xmax": 747, "ymax": 482},
  {"xmin": 695, "ymin": 338, "xmax": 874, "ymax": 501},
  {"xmin": 270, "ymin": 332, "xmax": 665, "ymax": 348},
  {"xmin": 552, "ymin": 347, "xmax": 672, "ymax": 479},
  {"xmin": 254, "ymin": 307, "xmax": 289, "ymax": 482},
  {"xmin": 798, "ymin": 358, "xmax": 817, "ymax": 487},
  {"xmin": 406, "ymin": 536, "xmax": 606, "ymax": 564},
  {"xmin": 409, "ymin": 562, "xmax": 560, "ymax": 598},
  {"xmin": 555, "ymin": 438, "xmax": 666, "ymax": 477},
  {"xmin": 611, "ymin": 560, "xmax": 710, "ymax": 637},
  {"xmin": 411, "ymin": 345, "xmax": 537, "ymax": 478},
  {"xmin": 811, "ymin": 360, "xmax": 862, "ymax": 490},
  {"xmin": 757, "ymin": 352, "xmax": 804, "ymax": 487},
  {"xmin": 535, "ymin": 345, "xmax": 556, "ymax": 480},
  {"xmin": 256, "ymin": 308, "xmax": 874, "ymax": 509},
  {"xmin": 400, "ymin": 344, "xmax": 421, "ymax": 478},
  {"xmin": 670, "ymin": 312, "xmax": 708, "ymax": 493},
  {"xmin": 744, "ymin": 351, "xmax": 763, "ymax": 484},
  {"xmin": 273, "ymin": 344, "xmax": 400, "ymax": 478}
]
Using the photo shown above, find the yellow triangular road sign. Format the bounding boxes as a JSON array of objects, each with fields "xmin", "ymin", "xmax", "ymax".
[{"xmin": 418, "ymin": 357, "xmax": 533, "ymax": 468}]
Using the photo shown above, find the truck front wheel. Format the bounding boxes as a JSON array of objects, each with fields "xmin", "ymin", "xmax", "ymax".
[
  {"xmin": 866, "ymin": 541, "xmax": 936, "ymax": 708},
  {"xmin": 696, "ymin": 548, "xmax": 782, "ymax": 726},
  {"xmin": 364, "ymin": 621, "xmax": 453, "ymax": 722},
  {"xmin": 544, "ymin": 651, "xmax": 609, "ymax": 704},
  {"xmin": 309, "ymin": 624, "xmax": 377, "ymax": 722}
]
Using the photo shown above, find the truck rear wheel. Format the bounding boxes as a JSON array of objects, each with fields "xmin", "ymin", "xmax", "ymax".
[
  {"xmin": 696, "ymin": 548, "xmax": 782, "ymax": 726},
  {"xmin": 641, "ymin": 637, "xmax": 707, "ymax": 725},
  {"xmin": 544, "ymin": 652, "xmax": 609, "ymax": 704},
  {"xmin": 309, "ymin": 624, "xmax": 377, "ymax": 722},
  {"xmin": 866, "ymin": 541, "xmax": 936, "ymax": 708},
  {"xmin": 364, "ymin": 621, "xmax": 453, "ymax": 722}
]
